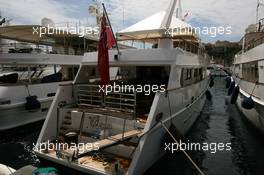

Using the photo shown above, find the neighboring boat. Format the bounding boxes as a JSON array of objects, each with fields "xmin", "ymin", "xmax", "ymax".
[
  {"xmin": 207, "ymin": 64, "xmax": 228, "ymax": 77},
  {"xmin": 35, "ymin": 0, "xmax": 210, "ymax": 174},
  {"xmin": 0, "ymin": 55, "xmax": 82, "ymax": 131},
  {"xmin": 0, "ymin": 164, "xmax": 48, "ymax": 175},
  {"xmin": 231, "ymin": 14, "xmax": 264, "ymax": 133},
  {"xmin": 0, "ymin": 24, "xmax": 98, "ymax": 130},
  {"xmin": 0, "ymin": 164, "xmax": 16, "ymax": 175}
]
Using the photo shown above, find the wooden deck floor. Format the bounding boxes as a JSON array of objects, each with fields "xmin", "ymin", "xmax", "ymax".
[{"xmin": 61, "ymin": 129, "xmax": 142, "ymax": 158}]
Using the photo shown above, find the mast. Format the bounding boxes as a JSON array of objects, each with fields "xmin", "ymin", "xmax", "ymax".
[
  {"xmin": 161, "ymin": 0, "xmax": 177, "ymax": 29},
  {"xmin": 159, "ymin": 0, "xmax": 184, "ymax": 48},
  {"xmin": 161, "ymin": 0, "xmax": 183, "ymax": 30}
]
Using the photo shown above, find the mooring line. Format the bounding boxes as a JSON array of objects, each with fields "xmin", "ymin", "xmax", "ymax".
[{"xmin": 159, "ymin": 121, "xmax": 205, "ymax": 175}]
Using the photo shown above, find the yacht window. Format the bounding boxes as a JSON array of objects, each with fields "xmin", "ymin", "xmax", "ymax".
[
  {"xmin": 187, "ymin": 69, "xmax": 192, "ymax": 80},
  {"xmin": 181, "ymin": 67, "xmax": 204, "ymax": 87},
  {"xmin": 242, "ymin": 61, "xmax": 259, "ymax": 82},
  {"xmin": 182, "ymin": 69, "xmax": 188, "ymax": 80},
  {"xmin": 91, "ymin": 68, "xmax": 96, "ymax": 76},
  {"xmin": 194, "ymin": 69, "xmax": 198, "ymax": 77},
  {"xmin": 182, "ymin": 68, "xmax": 192, "ymax": 81}
]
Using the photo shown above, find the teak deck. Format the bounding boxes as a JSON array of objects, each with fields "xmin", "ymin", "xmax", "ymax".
[{"xmin": 62, "ymin": 129, "xmax": 142, "ymax": 158}]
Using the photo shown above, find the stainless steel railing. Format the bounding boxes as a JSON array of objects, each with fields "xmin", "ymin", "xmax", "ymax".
[
  {"xmin": 0, "ymin": 43, "xmax": 84, "ymax": 55},
  {"xmin": 76, "ymin": 84, "xmax": 137, "ymax": 115}
]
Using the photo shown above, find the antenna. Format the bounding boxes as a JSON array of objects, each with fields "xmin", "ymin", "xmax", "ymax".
[
  {"xmin": 122, "ymin": 6, "xmax": 125, "ymax": 29},
  {"xmin": 257, "ymin": 0, "xmax": 259, "ymax": 23},
  {"xmin": 256, "ymin": 0, "xmax": 264, "ymax": 22}
]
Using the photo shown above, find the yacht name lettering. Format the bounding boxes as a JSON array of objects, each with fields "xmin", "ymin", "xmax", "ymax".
[{"xmin": 88, "ymin": 116, "xmax": 112, "ymax": 129}]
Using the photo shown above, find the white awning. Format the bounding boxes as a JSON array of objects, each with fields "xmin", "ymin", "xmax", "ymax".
[
  {"xmin": 0, "ymin": 25, "xmax": 98, "ymax": 46},
  {"xmin": 117, "ymin": 0, "xmax": 196, "ymax": 41}
]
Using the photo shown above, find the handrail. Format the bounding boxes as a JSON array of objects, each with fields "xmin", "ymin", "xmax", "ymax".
[
  {"xmin": 237, "ymin": 34, "xmax": 264, "ymax": 55},
  {"xmin": 0, "ymin": 43, "xmax": 84, "ymax": 55},
  {"xmin": 244, "ymin": 34, "xmax": 264, "ymax": 52},
  {"xmin": 76, "ymin": 84, "xmax": 137, "ymax": 115},
  {"xmin": 117, "ymin": 34, "xmax": 204, "ymax": 55},
  {"xmin": 237, "ymin": 18, "xmax": 264, "ymax": 55}
]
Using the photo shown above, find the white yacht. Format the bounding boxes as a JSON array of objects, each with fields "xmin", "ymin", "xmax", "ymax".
[
  {"xmin": 0, "ymin": 24, "xmax": 98, "ymax": 130},
  {"xmin": 231, "ymin": 16, "xmax": 264, "ymax": 133},
  {"xmin": 35, "ymin": 0, "xmax": 210, "ymax": 174},
  {"xmin": 0, "ymin": 55, "xmax": 82, "ymax": 131}
]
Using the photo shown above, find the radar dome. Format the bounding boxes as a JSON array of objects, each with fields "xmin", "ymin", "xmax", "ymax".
[{"xmin": 41, "ymin": 18, "xmax": 55, "ymax": 27}]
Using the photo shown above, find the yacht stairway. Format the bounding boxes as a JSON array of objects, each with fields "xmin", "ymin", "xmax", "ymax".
[{"xmin": 51, "ymin": 84, "xmax": 146, "ymax": 169}]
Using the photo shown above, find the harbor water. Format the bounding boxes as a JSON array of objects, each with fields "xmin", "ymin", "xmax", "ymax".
[{"xmin": 1, "ymin": 77, "xmax": 264, "ymax": 175}]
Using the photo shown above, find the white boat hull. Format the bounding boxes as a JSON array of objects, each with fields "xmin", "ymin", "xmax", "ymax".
[
  {"xmin": 0, "ymin": 164, "xmax": 15, "ymax": 175},
  {"xmin": 0, "ymin": 99, "xmax": 52, "ymax": 131},
  {"xmin": 232, "ymin": 40, "xmax": 264, "ymax": 134},
  {"xmin": 0, "ymin": 82, "xmax": 62, "ymax": 130},
  {"xmin": 35, "ymin": 77, "xmax": 209, "ymax": 175},
  {"xmin": 236, "ymin": 93, "xmax": 264, "ymax": 133},
  {"xmin": 35, "ymin": 93, "xmax": 206, "ymax": 175},
  {"xmin": 128, "ymin": 90, "xmax": 206, "ymax": 175}
]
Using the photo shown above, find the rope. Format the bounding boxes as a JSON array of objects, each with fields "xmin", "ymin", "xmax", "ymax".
[
  {"xmin": 25, "ymin": 84, "xmax": 31, "ymax": 96},
  {"xmin": 250, "ymin": 81, "xmax": 258, "ymax": 96},
  {"xmin": 166, "ymin": 90, "xmax": 173, "ymax": 125},
  {"xmin": 159, "ymin": 121, "xmax": 205, "ymax": 175}
]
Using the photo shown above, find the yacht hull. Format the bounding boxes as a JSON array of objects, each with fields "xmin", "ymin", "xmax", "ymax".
[
  {"xmin": 0, "ymin": 99, "xmax": 52, "ymax": 131},
  {"xmin": 127, "ymin": 83, "xmax": 207, "ymax": 175},
  {"xmin": 35, "ymin": 94, "xmax": 206, "ymax": 175},
  {"xmin": 35, "ymin": 78, "xmax": 209, "ymax": 175},
  {"xmin": 232, "ymin": 77, "xmax": 264, "ymax": 134},
  {"xmin": 236, "ymin": 93, "xmax": 264, "ymax": 133},
  {"xmin": 0, "ymin": 82, "xmax": 60, "ymax": 131}
]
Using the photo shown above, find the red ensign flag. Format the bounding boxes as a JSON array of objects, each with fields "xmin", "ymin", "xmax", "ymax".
[{"xmin": 97, "ymin": 13, "xmax": 115, "ymax": 85}]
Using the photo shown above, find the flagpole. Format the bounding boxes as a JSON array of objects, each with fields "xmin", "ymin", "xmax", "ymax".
[{"xmin": 102, "ymin": 3, "xmax": 121, "ymax": 55}]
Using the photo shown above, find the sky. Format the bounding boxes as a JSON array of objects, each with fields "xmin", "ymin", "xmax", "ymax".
[{"xmin": 1, "ymin": 0, "xmax": 263, "ymax": 43}]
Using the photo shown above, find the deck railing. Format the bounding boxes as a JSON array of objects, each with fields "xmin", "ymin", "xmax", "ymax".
[
  {"xmin": 76, "ymin": 84, "xmax": 137, "ymax": 116},
  {"xmin": 237, "ymin": 19, "xmax": 264, "ymax": 54},
  {"xmin": 0, "ymin": 43, "xmax": 84, "ymax": 55},
  {"xmin": 244, "ymin": 35, "xmax": 264, "ymax": 52}
]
